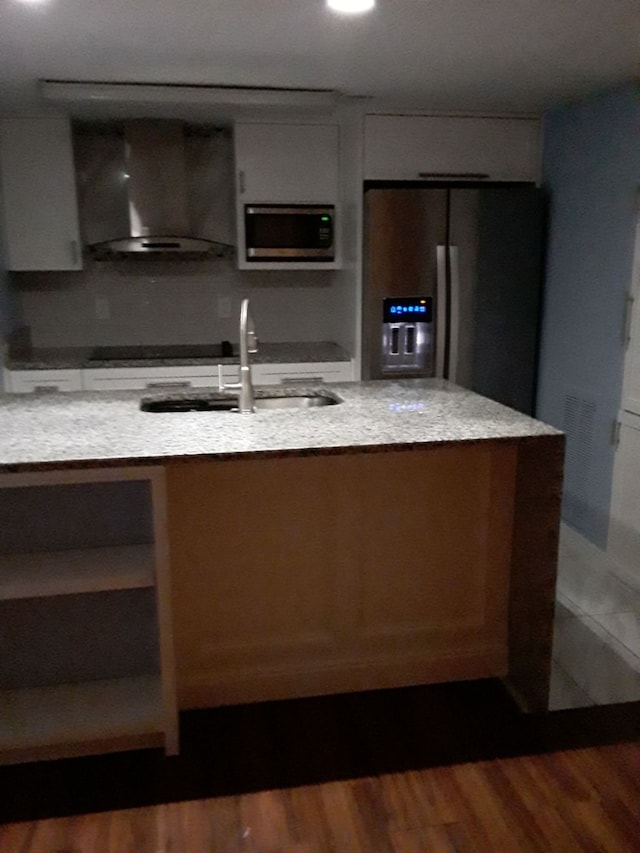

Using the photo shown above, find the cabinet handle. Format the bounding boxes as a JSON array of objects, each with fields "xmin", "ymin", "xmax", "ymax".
[
  {"xmin": 238, "ymin": 170, "xmax": 246, "ymax": 194},
  {"xmin": 612, "ymin": 419, "xmax": 622, "ymax": 448},
  {"xmin": 280, "ymin": 376, "xmax": 324, "ymax": 385},
  {"xmin": 623, "ymin": 295, "xmax": 635, "ymax": 345},
  {"xmin": 33, "ymin": 385, "xmax": 59, "ymax": 393},
  {"xmin": 70, "ymin": 240, "xmax": 79, "ymax": 266},
  {"xmin": 418, "ymin": 172, "xmax": 490, "ymax": 180},
  {"xmin": 145, "ymin": 381, "xmax": 192, "ymax": 389}
]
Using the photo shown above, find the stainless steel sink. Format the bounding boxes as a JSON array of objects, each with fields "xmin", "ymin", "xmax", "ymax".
[
  {"xmin": 141, "ymin": 398, "xmax": 237, "ymax": 413},
  {"xmin": 254, "ymin": 395, "xmax": 338, "ymax": 410},
  {"xmin": 140, "ymin": 392, "xmax": 341, "ymax": 413}
]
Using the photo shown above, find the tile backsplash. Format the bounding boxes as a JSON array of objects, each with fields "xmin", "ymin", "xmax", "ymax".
[{"xmin": 13, "ymin": 255, "xmax": 344, "ymax": 348}]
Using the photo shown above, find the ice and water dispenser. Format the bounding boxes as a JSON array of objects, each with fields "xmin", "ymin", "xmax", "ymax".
[{"xmin": 381, "ymin": 296, "xmax": 433, "ymax": 375}]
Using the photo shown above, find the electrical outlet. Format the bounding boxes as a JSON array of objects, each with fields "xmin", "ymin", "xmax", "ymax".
[
  {"xmin": 95, "ymin": 297, "xmax": 110, "ymax": 320},
  {"xmin": 218, "ymin": 296, "xmax": 232, "ymax": 319}
]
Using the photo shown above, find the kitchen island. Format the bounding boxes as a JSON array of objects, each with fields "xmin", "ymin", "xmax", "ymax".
[
  {"xmin": 0, "ymin": 378, "xmax": 559, "ymax": 468},
  {"xmin": 0, "ymin": 380, "xmax": 563, "ymax": 763}
]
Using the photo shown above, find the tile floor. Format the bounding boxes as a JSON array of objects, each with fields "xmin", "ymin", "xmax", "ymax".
[{"xmin": 550, "ymin": 523, "xmax": 640, "ymax": 709}]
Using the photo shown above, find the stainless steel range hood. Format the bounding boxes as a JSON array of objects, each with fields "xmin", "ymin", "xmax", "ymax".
[{"xmin": 91, "ymin": 120, "xmax": 221, "ymax": 253}]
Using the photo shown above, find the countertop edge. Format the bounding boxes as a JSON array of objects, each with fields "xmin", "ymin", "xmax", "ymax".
[
  {"xmin": 0, "ymin": 433, "xmax": 564, "ymax": 476},
  {"xmin": 4, "ymin": 341, "xmax": 352, "ymax": 370}
]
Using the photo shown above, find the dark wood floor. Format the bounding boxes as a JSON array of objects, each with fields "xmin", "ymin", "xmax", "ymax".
[
  {"xmin": 1, "ymin": 679, "xmax": 639, "ymax": 850},
  {"xmin": 2, "ymin": 742, "xmax": 640, "ymax": 851}
]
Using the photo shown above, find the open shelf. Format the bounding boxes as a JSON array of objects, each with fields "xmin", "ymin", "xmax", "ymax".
[
  {"xmin": 0, "ymin": 466, "xmax": 178, "ymax": 763},
  {"xmin": 0, "ymin": 675, "xmax": 164, "ymax": 764},
  {"xmin": 0, "ymin": 544, "xmax": 155, "ymax": 600}
]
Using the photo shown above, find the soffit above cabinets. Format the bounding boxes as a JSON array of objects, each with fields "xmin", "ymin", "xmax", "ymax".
[{"xmin": 39, "ymin": 81, "xmax": 342, "ymax": 125}]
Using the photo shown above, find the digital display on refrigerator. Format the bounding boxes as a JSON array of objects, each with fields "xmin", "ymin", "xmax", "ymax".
[{"xmin": 383, "ymin": 297, "xmax": 432, "ymax": 324}]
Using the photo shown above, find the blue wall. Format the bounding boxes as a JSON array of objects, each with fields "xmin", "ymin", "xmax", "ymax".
[{"xmin": 538, "ymin": 82, "xmax": 640, "ymax": 547}]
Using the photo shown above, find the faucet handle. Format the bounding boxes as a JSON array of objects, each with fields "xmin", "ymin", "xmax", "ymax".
[
  {"xmin": 217, "ymin": 363, "xmax": 241, "ymax": 393},
  {"xmin": 248, "ymin": 332, "xmax": 258, "ymax": 354}
]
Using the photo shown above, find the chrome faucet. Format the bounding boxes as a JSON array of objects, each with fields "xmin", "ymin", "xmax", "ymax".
[{"xmin": 217, "ymin": 298, "xmax": 258, "ymax": 413}]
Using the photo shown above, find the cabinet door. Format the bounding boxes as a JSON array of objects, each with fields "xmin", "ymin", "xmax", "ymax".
[
  {"xmin": 608, "ymin": 412, "xmax": 640, "ymax": 581},
  {"xmin": 348, "ymin": 446, "xmax": 515, "ymax": 678},
  {"xmin": 621, "ymin": 280, "xmax": 640, "ymax": 415},
  {"xmin": 234, "ymin": 123, "xmax": 339, "ymax": 203},
  {"xmin": 364, "ymin": 115, "xmax": 541, "ymax": 183},
  {"xmin": 0, "ymin": 118, "xmax": 82, "ymax": 271}
]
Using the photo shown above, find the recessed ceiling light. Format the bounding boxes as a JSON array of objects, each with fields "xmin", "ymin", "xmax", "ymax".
[{"xmin": 327, "ymin": 0, "xmax": 375, "ymax": 14}]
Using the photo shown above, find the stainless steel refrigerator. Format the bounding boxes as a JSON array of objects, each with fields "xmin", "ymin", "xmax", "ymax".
[{"xmin": 362, "ymin": 185, "xmax": 545, "ymax": 415}]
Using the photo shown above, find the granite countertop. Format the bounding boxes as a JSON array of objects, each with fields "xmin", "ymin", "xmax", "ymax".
[
  {"xmin": 5, "ymin": 341, "xmax": 350, "ymax": 370},
  {"xmin": 0, "ymin": 379, "xmax": 561, "ymax": 473}
]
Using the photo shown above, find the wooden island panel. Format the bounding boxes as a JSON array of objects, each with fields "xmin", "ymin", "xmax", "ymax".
[
  {"xmin": 166, "ymin": 442, "xmax": 519, "ymax": 710},
  {"xmin": 505, "ymin": 433, "xmax": 565, "ymax": 712}
]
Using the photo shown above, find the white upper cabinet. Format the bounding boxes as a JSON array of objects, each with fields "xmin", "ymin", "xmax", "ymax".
[
  {"xmin": 234, "ymin": 122, "xmax": 339, "ymax": 203},
  {"xmin": 364, "ymin": 115, "xmax": 541, "ymax": 183},
  {"xmin": 0, "ymin": 117, "xmax": 82, "ymax": 271}
]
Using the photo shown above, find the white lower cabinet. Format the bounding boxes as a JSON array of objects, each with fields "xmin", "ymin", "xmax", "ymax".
[
  {"xmin": 5, "ymin": 362, "xmax": 353, "ymax": 393},
  {"xmin": 0, "ymin": 466, "xmax": 178, "ymax": 765}
]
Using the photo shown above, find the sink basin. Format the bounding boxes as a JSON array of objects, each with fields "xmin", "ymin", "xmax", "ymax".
[
  {"xmin": 140, "ymin": 398, "xmax": 237, "ymax": 413},
  {"xmin": 254, "ymin": 395, "xmax": 338, "ymax": 410},
  {"xmin": 140, "ymin": 392, "xmax": 341, "ymax": 413}
]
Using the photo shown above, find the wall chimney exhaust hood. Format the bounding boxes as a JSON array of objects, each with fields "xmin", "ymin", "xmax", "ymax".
[{"xmin": 87, "ymin": 120, "xmax": 219, "ymax": 254}]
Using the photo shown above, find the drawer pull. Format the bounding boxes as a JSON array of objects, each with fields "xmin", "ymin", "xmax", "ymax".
[
  {"xmin": 279, "ymin": 376, "xmax": 324, "ymax": 385},
  {"xmin": 145, "ymin": 381, "xmax": 192, "ymax": 389},
  {"xmin": 418, "ymin": 172, "xmax": 490, "ymax": 180},
  {"xmin": 33, "ymin": 385, "xmax": 59, "ymax": 393}
]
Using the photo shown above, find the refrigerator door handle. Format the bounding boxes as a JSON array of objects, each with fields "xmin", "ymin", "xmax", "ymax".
[
  {"xmin": 436, "ymin": 245, "xmax": 448, "ymax": 378},
  {"xmin": 448, "ymin": 246, "xmax": 460, "ymax": 384}
]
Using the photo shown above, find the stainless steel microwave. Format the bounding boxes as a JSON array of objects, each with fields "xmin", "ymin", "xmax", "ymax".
[{"xmin": 244, "ymin": 205, "xmax": 335, "ymax": 262}]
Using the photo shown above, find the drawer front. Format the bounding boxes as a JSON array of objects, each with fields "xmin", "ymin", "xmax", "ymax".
[
  {"xmin": 253, "ymin": 361, "xmax": 353, "ymax": 385},
  {"xmin": 82, "ymin": 366, "xmax": 236, "ymax": 392},
  {"xmin": 7, "ymin": 370, "xmax": 83, "ymax": 394}
]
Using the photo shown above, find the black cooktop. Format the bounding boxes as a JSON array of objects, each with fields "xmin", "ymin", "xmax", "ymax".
[{"xmin": 88, "ymin": 342, "xmax": 235, "ymax": 361}]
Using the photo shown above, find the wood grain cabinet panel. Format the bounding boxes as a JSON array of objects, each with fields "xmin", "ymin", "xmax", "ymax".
[
  {"xmin": 167, "ymin": 443, "xmax": 517, "ymax": 710},
  {"xmin": 166, "ymin": 454, "xmax": 353, "ymax": 707},
  {"xmin": 349, "ymin": 447, "xmax": 515, "ymax": 671}
]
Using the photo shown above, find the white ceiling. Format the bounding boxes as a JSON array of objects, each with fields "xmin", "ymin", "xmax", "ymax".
[{"xmin": 1, "ymin": 0, "xmax": 639, "ymax": 117}]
